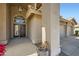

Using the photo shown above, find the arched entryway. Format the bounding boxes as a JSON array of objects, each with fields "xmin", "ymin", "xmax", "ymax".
[{"xmin": 13, "ymin": 16, "xmax": 26, "ymax": 38}]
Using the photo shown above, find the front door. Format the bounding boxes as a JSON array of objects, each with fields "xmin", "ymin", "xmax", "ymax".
[
  {"xmin": 14, "ymin": 24, "xmax": 26, "ymax": 37},
  {"xmin": 14, "ymin": 24, "xmax": 19, "ymax": 37},
  {"xmin": 13, "ymin": 16, "xmax": 26, "ymax": 38},
  {"xmin": 19, "ymin": 25, "xmax": 26, "ymax": 37}
]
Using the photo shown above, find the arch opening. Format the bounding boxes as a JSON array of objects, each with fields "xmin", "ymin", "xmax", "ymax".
[{"xmin": 13, "ymin": 16, "xmax": 26, "ymax": 38}]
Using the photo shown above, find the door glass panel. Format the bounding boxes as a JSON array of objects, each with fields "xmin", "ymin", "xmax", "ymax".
[
  {"xmin": 14, "ymin": 25, "xmax": 19, "ymax": 36},
  {"xmin": 14, "ymin": 16, "xmax": 25, "ymax": 24},
  {"xmin": 16, "ymin": 19, "xmax": 25, "ymax": 24},
  {"xmin": 20, "ymin": 25, "xmax": 26, "ymax": 37}
]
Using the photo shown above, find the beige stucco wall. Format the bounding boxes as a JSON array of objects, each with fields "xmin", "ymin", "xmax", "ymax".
[
  {"xmin": 60, "ymin": 24, "xmax": 73, "ymax": 37},
  {"xmin": 60, "ymin": 24, "xmax": 66, "ymax": 38},
  {"xmin": 27, "ymin": 14, "xmax": 42, "ymax": 44},
  {"xmin": 60, "ymin": 18, "xmax": 75, "ymax": 38},
  {"xmin": 42, "ymin": 3, "xmax": 60, "ymax": 56},
  {"xmin": 6, "ymin": 4, "xmax": 11, "ymax": 42},
  {"xmin": 0, "ymin": 4, "xmax": 5, "ymax": 43},
  {"xmin": 67, "ymin": 25, "xmax": 74, "ymax": 36},
  {"xmin": 60, "ymin": 18, "xmax": 67, "ymax": 38},
  {"xmin": 67, "ymin": 26, "xmax": 70, "ymax": 36},
  {"xmin": 0, "ymin": 4, "xmax": 11, "ymax": 44}
]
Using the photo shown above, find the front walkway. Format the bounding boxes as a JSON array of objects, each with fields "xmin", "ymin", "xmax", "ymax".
[
  {"xmin": 60, "ymin": 36, "xmax": 79, "ymax": 56},
  {"xmin": 5, "ymin": 37, "xmax": 37, "ymax": 56}
]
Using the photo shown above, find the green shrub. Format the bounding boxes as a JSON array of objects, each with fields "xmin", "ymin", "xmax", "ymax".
[{"xmin": 75, "ymin": 30, "xmax": 79, "ymax": 36}]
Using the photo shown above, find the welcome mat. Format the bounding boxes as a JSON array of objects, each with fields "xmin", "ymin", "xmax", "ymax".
[{"xmin": 0, "ymin": 44, "xmax": 6, "ymax": 56}]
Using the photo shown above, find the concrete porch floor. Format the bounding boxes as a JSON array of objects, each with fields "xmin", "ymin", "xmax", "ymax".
[
  {"xmin": 60, "ymin": 36, "xmax": 79, "ymax": 56},
  {"xmin": 5, "ymin": 37, "xmax": 37, "ymax": 56}
]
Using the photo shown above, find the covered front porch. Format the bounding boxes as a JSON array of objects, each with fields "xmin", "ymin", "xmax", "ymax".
[{"xmin": 0, "ymin": 3, "xmax": 60, "ymax": 56}]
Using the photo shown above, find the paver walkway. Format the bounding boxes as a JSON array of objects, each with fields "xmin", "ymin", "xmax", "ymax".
[
  {"xmin": 60, "ymin": 36, "xmax": 79, "ymax": 56},
  {"xmin": 5, "ymin": 37, "xmax": 37, "ymax": 56}
]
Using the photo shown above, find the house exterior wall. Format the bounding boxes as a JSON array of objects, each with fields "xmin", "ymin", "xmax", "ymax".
[
  {"xmin": 6, "ymin": 4, "xmax": 11, "ymax": 42},
  {"xmin": 67, "ymin": 25, "xmax": 72, "ymax": 36},
  {"xmin": 0, "ymin": 4, "xmax": 10, "ymax": 44},
  {"xmin": 60, "ymin": 17, "xmax": 76, "ymax": 38},
  {"xmin": 27, "ymin": 14, "xmax": 42, "ymax": 44},
  {"xmin": 71, "ymin": 26, "xmax": 74, "ymax": 35},
  {"xmin": 60, "ymin": 24, "xmax": 66, "ymax": 38},
  {"xmin": 66, "ymin": 21, "xmax": 74, "ymax": 36},
  {"xmin": 10, "ymin": 5, "xmax": 27, "ymax": 38},
  {"xmin": 60, "ymin": 17, "xmax": 67, "ymax": 38},
  {"xmin": 42, "ymin": 3, "xmax": 60, "ymax": 56},
  {"xmin": 0, "ymin": 4, "xmax": 6, "ymax": 44}
]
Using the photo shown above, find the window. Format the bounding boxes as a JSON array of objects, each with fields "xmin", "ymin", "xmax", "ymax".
[{"xmin": 14, "ymin": 16, "xmax": 25, "ymax": 24}]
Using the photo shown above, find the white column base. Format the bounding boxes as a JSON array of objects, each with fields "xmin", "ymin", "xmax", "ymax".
[{"xmin": 51, "ymin": 47, "xmax": 61, "ymax": 56}]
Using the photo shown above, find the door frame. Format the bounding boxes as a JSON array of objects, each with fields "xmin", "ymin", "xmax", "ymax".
[{"xmin": 13, "ymin": 16, "xmax": 26, "ymax": 38}]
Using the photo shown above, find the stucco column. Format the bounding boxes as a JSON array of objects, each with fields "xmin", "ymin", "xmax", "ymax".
[
  {"xmin": 0, "ymin": 4, "xmax": 7, "ymax": 44},
  {"xmin": 42, "ymin": 3, "xmax": 61, "ymax": 56},
  {"xmin": 0, "ymin": 4, "xmax": 10, "ymax": 44}
]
